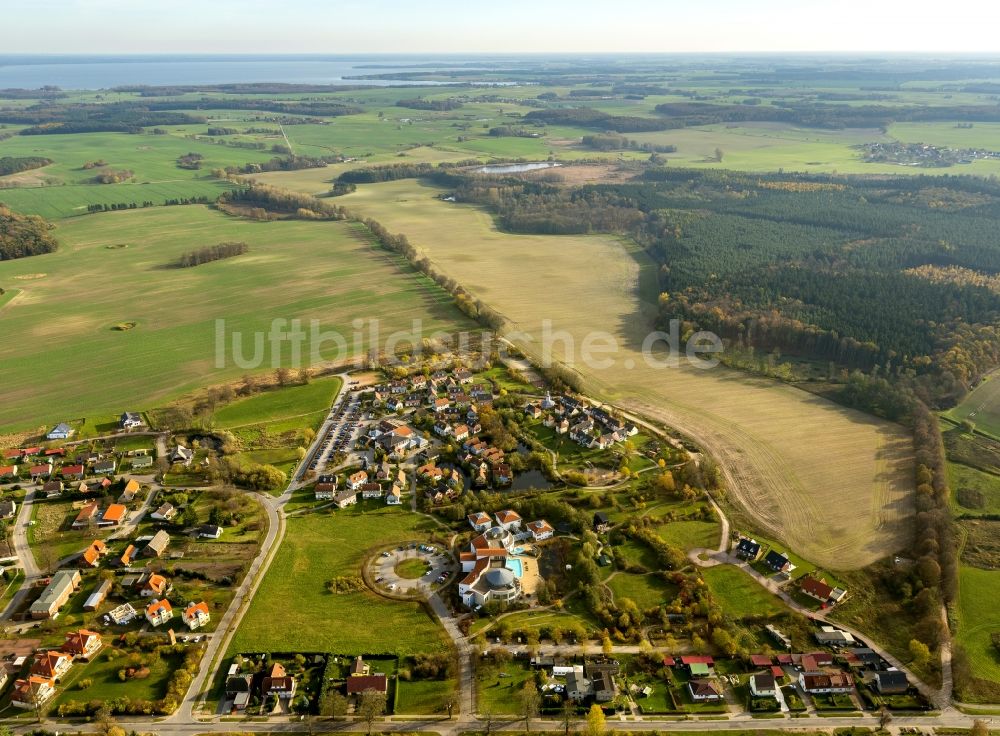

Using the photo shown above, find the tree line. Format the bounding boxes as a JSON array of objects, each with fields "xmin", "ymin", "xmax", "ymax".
[
  {"xmin": 218, "ymin": 184, "xmax": 348, "ymax": 220},
  {"xmin": 0, "ymin": 155, "xmax": 52, "ymax": 176},
  {"xmin": 0, "ymin": 205, "xmax": 58, "ymax": 260},
  {"xmin": 173, "ymin": 241, "xmax": 248, "ymax": 268}
]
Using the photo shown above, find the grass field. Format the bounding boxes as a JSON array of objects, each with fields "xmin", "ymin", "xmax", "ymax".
[
  {"xmin": 213, "ymin": 376, "xmax": 342, "ymax": 429},
  {"xmin": 0, "ymin": 206, "xmax": 472, "ymax": 432},
  {"xmin": 607, "ymin": 572, "xmax": 678, "ymax": 610},
  {"xmin": 228, "ymin": 506, "xmax": 452, "ymax": 656},
  {"xmin": 954, "ymin": 566, "xmax": 1000, "ymax": 699},
  {"xmin": 261, "ymin": 176, "xmax": 916, "ymax": 571},
  {"xmin": 946, "ymin": 373, "xmax": 1000, "ymax": 439},
  {"xmin": 655, "ymin": 519, "xmax": 721, "ymax": 551},
  {"xmin": 701, "ymin": 565, "xmax": 791, "ymax": 619},
  {"xmin": 949, "ymin": 461, "xmax": 1000, "ymax": 517}
]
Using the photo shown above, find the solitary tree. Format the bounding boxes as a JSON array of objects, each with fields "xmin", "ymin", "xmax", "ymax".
[
  {"xmin": 585, "ymin": 703, "xmax": 606, "ymax": 736},
  {"xmin": 714, "ymin": 147, "xmax": 724, "ymax": 162},
  {"xmin": 971, "ymin": 719, "xmax": 989, "ymax": 736},
  {"xmin": 358, "ymin": 688, "xmax": 387, "ymax": 735},
  {"xmin": 520, "ymin": 681, "xmax": 541, "ymax": 732},
  {"xmin": 908, "ymin": 638, "xmax": 931, "ymax": 668}
]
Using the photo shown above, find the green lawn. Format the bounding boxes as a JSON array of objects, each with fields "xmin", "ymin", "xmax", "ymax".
[
  {"xmin": 212, "ymin": 376, "xmax": 341, "ymax": 429},
  {"xmin": 0, "ymin": 207, "xmax": 472, "ymax": 433},
  {"xmin": 395, "ymin": 678, "xmax": 458, "ymax": 715},
  {"xmin": 48, "ymin": 646, "xmax": 185, "ymax": 710},
  {"xmin": 476, "ymin": 659, "xmax": 534, "ymax": 716},
  {"xmin": 702, "ymin": 565, "xmax": 790, "ymax": 619},
  {"xmin": 607, "ymin": 572, "xmax": 678, "ymax": 610},
  {"xmin": 954, "ymin": 566, "xmax": 1000, "ymax": 700},
  {"xmin": 228, "ymin": 507, "xmax": 452, "ymax": 656},
  {"xmin": 945, "ymin": 374, "xmax": 1000, "ymax": 440},
  {"xmin": 656, "ymin": 519, "xmax": 720, "ymax": 551}
]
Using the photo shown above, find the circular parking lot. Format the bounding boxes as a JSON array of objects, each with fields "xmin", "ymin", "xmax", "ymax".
[{"xmin": 369, "ymin": 543, "xmax": 457, "ymax": 596}]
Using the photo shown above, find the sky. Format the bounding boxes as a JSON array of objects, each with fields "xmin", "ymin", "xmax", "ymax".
[{"xmin": 4, "ymin": 0, "xmax": 1000, "ymax": 55}]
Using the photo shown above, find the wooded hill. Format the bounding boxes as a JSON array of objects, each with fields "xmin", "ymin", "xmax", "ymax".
[{"xmin": 0, "ymin": 205, "xmax": 58, "ymax": 260}]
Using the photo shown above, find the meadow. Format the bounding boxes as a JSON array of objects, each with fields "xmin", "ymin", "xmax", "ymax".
[
  {"xmin": 607, "ymin": 572, "xmax": 678, "ymax": 610},
  {"xmin": 954, "ymin": 566, "xmax": 1000, "ymax": 701},
  {"xmin": 0, "ymin": 206, "xmax": 472, "ymax": 433},
  {"xmin": 945, "ymin": 373, "xmax": 1000, "ymax": 439},
  {"xmin": 267, "ymin": 176, "xmax": 916, "ymax": 571},
  {"xmin": 701, "ymin": 565, "xmax": 791, "ymax": 619},
  {"xmin": 227, "ymin": 506, "xmax": 454, "ymax": 656},
  {"xmin": 212, "ymin": 376, "xmax": 342, "ymax": 429}
]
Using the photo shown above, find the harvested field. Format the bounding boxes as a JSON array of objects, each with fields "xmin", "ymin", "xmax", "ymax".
[{"xmin": 286, "ymin": 177, "xmax": 916, "ymax": 571}]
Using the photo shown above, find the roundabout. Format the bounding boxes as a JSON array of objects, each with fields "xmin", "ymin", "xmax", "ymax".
[{"xmin": 368, "ymin": 542, "xmax": 458, "ymax": 597}]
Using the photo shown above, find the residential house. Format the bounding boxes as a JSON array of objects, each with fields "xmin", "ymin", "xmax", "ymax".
[
  {"xmin": 360, "ymin": 483, "xmax": 383, "ymax": 499},
  {"xmin": 261, "ymin": 662, "xmax": 296, "ymax": 699},
  {"xmin": 62, "ymin": 630, "xmax": 102, "ymax": 660},
  {"xmin": 493, "ymin": 463, "xmax": 512, "ymax": 485},
  {"xmin": 762, "ymin": 550, "xmax": 792, "ymax": 574},
  {"xmin": 197, "ymin": 524, "xmax": 222, "ymax": 539},
  {"xmin": 140, "ymin": 573, "xmax": 169, "ymax": 598},
  {"xmin": 71, "ymin": 502, "xmax": 100, "ymax": 529},
  {"xmin": 119, "ymin": 412, "xmax": 144, "ymax": 430},
  {"xmin": 81, "ymin": 540, "xmax": 107, "ymax": 567},
  {"xmin": 119, "ymin": 544, "xmax": 137, "ymax": 567},
  {"xmin": 29, "ymin": 463, "xmax": 53, "ymax": 481},
  {"xmin": 586, "ymin": 661, "xmax": 619, "ymax": 703},
  {"xmin": 31, "ymin": 650, "xmax": 73, "ymax": 680},
  {"xmin": 182, "ymin": 601, "xmax": 211, "ymax": 630},
  {"xmin": 688, "ymin": 679, "xmax": 723, "ymax": 702},
  {"xmin": 11, "ymin": 676, "xmax": 55, "ymax": 709},
  {"xmin": 145, "ymin": 599, "xmax": 174, "ymax": 626},
  {"xmin": 93, "ymin": 459, "xmax": 116, "ymax": 475},
  {"xmin": 42, "ymin": 480, "xmax": 64, "ymax": 497},
  {"xmin": 169, "ymin": 445, "xmax": 193, "ymax": 466},
  {"xmin": 468, "ymin": 512, "xmax": 492, "ymax": 532},
  {"xmin": 386, "ymin": 485, "xmax": 403, "ymax": 505},
  {"xmin": 347, "ymin": 471, "xmax": 368, "ymax": 491},
  {"xmin": 750, "ymin": 673, "xmax": 777, "ymax": 698},
  {"xmin": 333, "ymin": 490, "xmax": 358, "ymax": 508},
  {"xmin": 815, "ymin": 626, "xmax": 856, "ymax": 648},
  {"xmin": 143, "ymin": 529, "xmax": 171, "ymax": 558},
  {"xmin": 29, "ymin": 569, "xmax": 81, "ymax": 619},
  {"xmin": 566, "ymin": 665, "xmax": 592, "ymax": 702},
  {"xmin": 315, "ymin": 482, "xmax": 337, "ymax": 501},
  {"xmin": 108, "ymin": 602, "xmax": 137, "ymax": 625},
  {"xmin": 0, "ymin": 499, "xmax": 16, "ymax": 519},
  {"xmin": 874, "ymin": 670, "xmax": 908, "ymax": 695},
  {"xmin": 150, "ymin": 503, "xmax": 176, "ymax": 522},
  {"xmin": 735, "ymin": 538, "xmax": 762, "ymax": 560},
  {"xmin": 346, "ymin": 674, "xmax": 388, "ymax": 696},
  {"xmin": 118, "ymin": 478, "xmax": 140, "ymax": 503},
  {"xmin": 0, "ymin": 465, "xmax": 17, "ymax": 480},
  {"xmin": 98, "ymin": 503, "xmax": 128, "ymax": 527},
  {"xmin": 526, "ymin": 519, "xmax": 555, "ymax": 541},
  {"xmin": 46, "ymin": 423, "xmax": 75, "ymax": 441},
  {"xmin": 801, "ymin": 576, "xmax": 847, "ymax": 605},
  {"xmin": 799, "ymin": 671, "xmax": 854, "ymax": 694},
  {"xmin": 495, "ymin": 509, "xmax": 522, "ymax": 532},
  {"xmin": 593, "ymin": 512, "xmax": 611, "ymax": 533},
  {"xmin": 131, "ymin": 455, "xmax": 154, "ymax": 470},
  {"xmin": 226, "ymin": 674, "xmax": 253, "ymax": 711}
]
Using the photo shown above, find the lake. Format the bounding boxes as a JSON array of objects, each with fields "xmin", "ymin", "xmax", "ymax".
[{"xmin": 478, "ymin": 162, "xmax": 562, "ymax": 174}]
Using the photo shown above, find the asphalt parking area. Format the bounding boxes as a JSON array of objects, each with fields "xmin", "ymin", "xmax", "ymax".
[{"xmin": 370, "ymin": 543, "xmax": 458, "ymax": 596}]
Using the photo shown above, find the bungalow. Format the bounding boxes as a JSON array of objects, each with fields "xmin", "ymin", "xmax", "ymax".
[
  {"xmin": 81, "ymin": 540, "xmax": 107, "ymax": 567},
  {"xmin": 346, "ymin": 674, "xmax": 388, "ymax": 696},
  {"xmin": 1, "ymin": 449, "xmax": 21, "ymax": 461},
  {"xmin": 874, "ymin": 670, "xmax": 908, "ymax": 695},
  {"xmin": 688, "ymin": 679, "xmax": 723, "ymax": 702},
  {"xmin": 815, "ymin": 626, "xmax": 856, "ymax": 647},
  {"xmin": 71, "ymin": 502, "xmax": 100, "ymax": 528},
  {"xmin": 801, "ymin": 576, "xmax": 847, "ymax": 605},
  {"xmin": 735, "ymin": 538, "xmax": 762, "ymax": 560},
  {"xmin": 182, "ymin": 601, "xmax": 211, "ymax": 630},
  {"xmin": 140, "ymin": 573, "xmax": 169, "ymax": 597},
  {"xmin": 11, "ymin": 676, "xmax": 55, "ymax": 709},
  {"xmin": 118, "ymin": 478, "xmax": 141, "ymax": 503},
  {"xmin": 261, "ymin": 662, "xmax": 296, "ymax": 699},
  {"xmin": 197, "ymin": 524, "xmax": 223, "ymax": 539},
  {"xmin": 143, "ymin": 529, "xmax": 171, "ymax": 558},
  {"xmin": 46, "ymin": 423, "xmax": 75, "ymax": 441},
  {"xmin": 333, "ymin": 490, "xmax": 358, "ymax": 508},
  {"xmin": 145, "ymin": 599, "xmax": 173, "ymax": 626},
  {"xmin": 468, "ymin": 512, "xmax": 492, "ymax": 532},
  {"xmin": 93, "ymin": 459, "xmax": 116, "ymax": 475},
  {"xmin": 762, "ymin": 550, "xmax": 792, "ymax": 574},
  {"xmin": 29, "ymin": 463, "xmax": 53, "ymax": 481},
  {"xmin": 526, "ymin": 519, "xmax": 555, "ymax": 541},
  {"xmin": 0, "ymin": 464, "xmax": 17, "ymax": 480},
  {"xmin": 799, "ymin": 671, "xmax": 854, "ymax": 694},
  {"xmin": 42, "ymin": 480, "xmax": 64, "ymax": 497},
  {"xmin": 347, "ymin": 471, "xmax": 368, "ymax": 491},
  {"xmin": 62, "ymin": 630, "xmax": 102, "ymax": 659},
  {"xmin": 150, "ymin": 503, "xmax": 176, "ymax": 522},
  {"xmin": 98, "ymin": 503, "xmax": 128, "ymax": 527},
  {"xmin": 44, "ymin": 448, "xmax": 66, "ymax": 458},
  {"xmin": 750, "ymin": 673, "xmax": 777, "ymax": 698},
  {"xmin": 131, "ymin": 454, "xmax": 154, "ymax": 470},
  {"xmin": 31, "ymin": 650, "xmax": 73, "ymax": 680},
  {"xmin": 120, "ymin": 412, "xmax": 144, "ymax": 430},
  {"xmin": 0, "ymin": 499, "xmax": 16, "ymax": 519}
]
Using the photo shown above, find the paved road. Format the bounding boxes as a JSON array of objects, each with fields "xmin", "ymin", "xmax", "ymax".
[{"xmin": 1, "ymin": 488, "xmax": 41, "ymax": 621}]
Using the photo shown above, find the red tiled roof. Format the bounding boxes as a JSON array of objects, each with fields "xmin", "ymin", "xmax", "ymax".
[
  {"xmin": 750, "ymin": 654, "xmax": 773, "ymax": 667},
  {"xmin": 680, "ymin": 655, "xmax": 715, "ymax": 665},
  {"xmin": 346, "ymin": 674, "xmax": 388, "ymax": 694}
]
